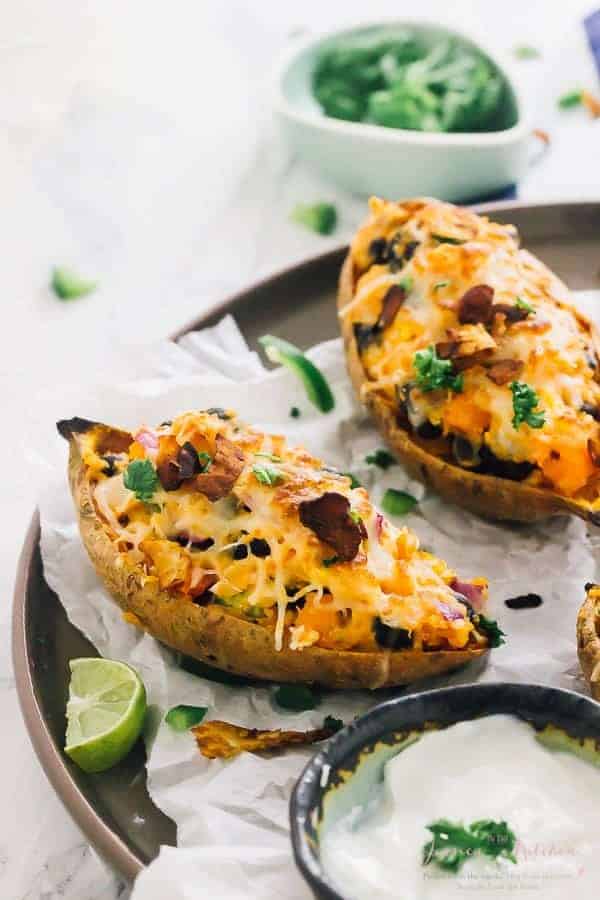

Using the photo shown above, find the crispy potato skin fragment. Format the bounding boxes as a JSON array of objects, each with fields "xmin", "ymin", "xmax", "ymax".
[
  {"xmin": 191, "ymin": 719, "xmax": 334, "ymax": 759},
  {"xmin": 338, "ymin": 253, "xmax": 600, "ymax": 525},
  {"xmin": 577, "ymin": 584, "xmax": 600, "ymax": 701},
  {"xmin": 61, "ymin": 427, "xmax": 486, "ymax": 689}
]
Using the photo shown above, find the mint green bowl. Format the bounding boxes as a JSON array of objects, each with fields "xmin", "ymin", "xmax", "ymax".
[{"xmin": 275, "ymin": 21, "xmax": 530, "ymax": 202}]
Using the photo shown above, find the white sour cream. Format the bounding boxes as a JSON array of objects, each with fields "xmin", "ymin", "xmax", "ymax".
[{"xmin": 320, "ymin": 715, "xmax": 600, "ymax": 899}]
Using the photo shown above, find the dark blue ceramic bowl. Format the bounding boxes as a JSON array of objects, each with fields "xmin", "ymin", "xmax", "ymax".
[{"xmin": 290, "ymin": 682, "xmax": 600, "ymax": 900}]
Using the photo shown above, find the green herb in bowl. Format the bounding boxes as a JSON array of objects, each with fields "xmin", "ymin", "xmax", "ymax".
[{"xmin": 313, "ymin": 29, "xmax": 506, "ymax": 133}]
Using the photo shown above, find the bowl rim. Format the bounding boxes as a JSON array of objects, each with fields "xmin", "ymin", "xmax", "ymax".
[
  {"xmin": 289, "ymin": 681, "xmax": 600, "ymax": 900},
  {"xmin": 274, "ymin": 18, "xmax": 530, "ymax": 148}
]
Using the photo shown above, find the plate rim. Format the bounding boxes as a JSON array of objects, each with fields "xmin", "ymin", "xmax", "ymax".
[{"xmin": 12, "ymin": 197, "xmax": 600, "ymax": 881}]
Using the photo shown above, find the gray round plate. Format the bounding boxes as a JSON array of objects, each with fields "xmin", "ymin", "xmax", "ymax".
[{"xmin": 12, "ymin": 201, "xmax": 600, "ymax": 880}]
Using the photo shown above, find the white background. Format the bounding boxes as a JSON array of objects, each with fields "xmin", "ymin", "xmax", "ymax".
[{"xmin": 2, "ymin": 1, "xmax": 599, "ymax": 897}]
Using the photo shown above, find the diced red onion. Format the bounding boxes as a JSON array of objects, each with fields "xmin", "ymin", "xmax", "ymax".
[
  {"xmin": 450, "ymin": 578, "xmax": 484, "ymax": 610},
  {"xmin": 435, "ymin": 600, "xmax": 464, "ymax": 622},
  {"xmin": 135, "ymin": 427, "xmax": 159, "ymax": 450},
  {"xmin": 374, "ymin": 513, "xmax": 384, "ymax": 541}
]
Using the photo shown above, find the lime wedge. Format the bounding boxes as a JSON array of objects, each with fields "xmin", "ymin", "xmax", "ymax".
[{"xmin": 64, "ymin": 658, "xmax": 147, "ymax": 774}]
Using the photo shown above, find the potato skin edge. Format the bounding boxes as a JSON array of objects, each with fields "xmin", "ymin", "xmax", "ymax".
[
  {"xmin": 65, "ymin": 435, "xmax": 486, "ymax": 690},
  {"xmin": 338, "ymin": 252, "xmax": 599, "ymax": 525},
  {"xmin": 577, "ymin": 588, "xmax": 600, "ymax": 701}
]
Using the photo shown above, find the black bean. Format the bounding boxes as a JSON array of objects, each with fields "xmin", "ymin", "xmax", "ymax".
[
  {"xmin": 101, "ymin": 454, "xmax": 118, "ymax": 477},
  {"xmin": 232, "ymin": 544, "xmax": 248, "ymax": 560},
  {"xmin": 452, "ymin": 436, "xmax": 481, "ymax": 469},
  {"xmin": 250, "ymin": 538, "xmax": 271, "ymax": 557},
  {"xmin": 477, "ymin": 445, "xmax": 535, "ymax": 482},
  {"xmin": 416, "ymin": 420, "xmax": 442, "ymax": 439},
  {"xmin": 368, "ymin": 237, "xmax": 389, "ymax": 264},
  {"xmin": 204, "ymin": 407, "xmax": 232, "ymax": 420},
  {"xmin": 581, "ymin": 403, "xmax": 600, "ymax": 422},
  {"xmin": 373, "ymin": 617, "xmax": 412, "ymax": 649},
  {"xmin": 403, "ymin": 240, "xmax": 419, "ymax": 260},
  {"xmin": 353, "ymin": 322, "xmax": 380, "ymax": 352},
  {"xmin": 505, "ymin": 593, "xmax": 543, "ymax": 610}
]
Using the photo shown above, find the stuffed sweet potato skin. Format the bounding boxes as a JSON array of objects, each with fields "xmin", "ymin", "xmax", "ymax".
[
  {"xmin": 338, "ymin": 252, "xmax": 600, "ymax": 525},
  {"xmin": 577, "ymin": 584, "xmax": 600, "ymax": 701},
  {"xmin": 64, "ymin": 423, "xmax": 487, "ymax": 690}
]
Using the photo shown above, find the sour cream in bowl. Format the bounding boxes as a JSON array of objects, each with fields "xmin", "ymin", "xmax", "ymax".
[{"xmin": 290, "ymin": 683, "xmax": 600, "ymax": 900}]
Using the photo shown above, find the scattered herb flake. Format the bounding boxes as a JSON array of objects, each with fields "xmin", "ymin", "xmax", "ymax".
[
  {"xmin": 255, "ymin": 452, "xmax": 283, "ymax": 463},
  {"xmin": 414, "ymin": 345, "xmax": 464, "ymax": 393},
  {"xmin": 423, "ymin": 818, "xmax": 517, "ymax": 873},
  {"xmin": 51, "ymin": 266, "xmax": 97, "ymax": 301},
  {"xmin": 349, "ymin": 510, "xmax": 362, "ymax": 525},
  {"xmin": 291, "ymin": 202, "xmax": 337, "ymax": 235},
  {"xmin": 343, "ymin": 472, "xmax": 362, "ymax": 489},
  {"xmin": 474, "ymin": 613, "xmax": 506, "ymax": 648},
  {"xmin": 323, "ymin": 715, "xmax": 344, "ymax": 733},
  {"xmin": 274, "ymin": 684, "xmax": 320, "ymax": 711},
  {"xmin": 165, "ymin": 704, "xmax": 207, "ymax": 732},
  {"xmin": 505, "ymin": 593, "xmax": 543, "ymax": 610},
  {"xmin": 365, "ymin": 448, "xmax": 397, "ymax": 470},
  {"xmin": 381, "ymin": 489, "xmax": 417, "ymax": 517},
  {"xmin": 322, "ymin": 555, "xmax": 340, "ymax": 568},
  {"xmin": 431, "ymin": 233, "xmax": 466, "ymax": 245},
  {"xmin": 252, "ymin": 464, "xmax": 284, "ymax": 486},
  {"xmin": 434, "ymin": 280, "xmax": 451, "ymax": 290},
  {"xmin": 558, "ymin": 89, "xmax": 583, "ymax": 109},
  {"xmin": 515, "ymin": 296, "xmax": 534, "ymax": 314},
  {"xmin": 290, "ymin": 406, "xmax": 301, "ymax": 418},
  {"xmin": 513, "ymin": 45, "xmax": 540, "ymax": 59},
  {"xmin": 123, "ymin": 459, "xmax": 159, "ymax": 503},
  {"xmin": 510, "ymin": 381, "xmax": 545, "ymax": 430},
  {"xmin": 197, "ymin": 451, "xmax": 212, "ymax": 472},
  {"xmin": 259, "ymin": 335, "xmax": 335, "ymax": 413}
]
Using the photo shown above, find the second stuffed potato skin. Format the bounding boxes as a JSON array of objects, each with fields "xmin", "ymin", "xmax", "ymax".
[{"xmin": 338, "ymin": 198, "xmax": 600, "ymax": 524}]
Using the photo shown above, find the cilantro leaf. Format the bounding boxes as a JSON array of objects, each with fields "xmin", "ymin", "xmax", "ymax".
[
  {"xmin": 414, "ymin": 345, "xmax": 463, "ymax": 393},
  {"xmin": 365, "ymin": 448, "xmax": 397, "ymax": 470},
  {"xmin": 343, "ymin": 472, "xmax": 362, "ymax": 489},
  {"xmin": 381, "ymin": 489, "xmax": 417, "ymax": 516},
  {"xmin": 558, "ymin": 89, "xmax": 583, "ymax": 109},
  {"xmin": 252, "ymin": 464, "xmax": 284, "ymax": 486},
  {"xmin": 423, "ymin": 817, "xmax": 516, "ymax": 873},
  {"xmin": 291, "ymin": 203, "xmax": 337, "ymax": 235},
  {"xmin": 323, "ymin": 715, "xmax": 344, "ymax": 733},
  {"xmin": 515, "ymin": 296, "xmax": 534, "ymax": 314},
  {"xmin": 165, "ymin": 705, "xmax": 207, "ymax": 732},
  {"xmin": 123, "ymin": 459, "xmax": 159, "ymax": 503},
  {"xmin": 510, "ymin": 381, "xmax": 545, "ymax": 430},
  {"xmin": 474, "ymin": 613, "xmax": 506, "ymax": 648},
  {"xmin": 51, "ymin": 266, "xmax": 97, "ymax": 301},
  {"xmin": 433, "ymin": 280, "xmax": 451, "ymax": 290},
  {"xmin": 197, "ymin": 451, "xmax": 212, "ymax": 472},
  {"xmin": 273, "ymin": 684, "xmax": 320, "ymax": 711}
]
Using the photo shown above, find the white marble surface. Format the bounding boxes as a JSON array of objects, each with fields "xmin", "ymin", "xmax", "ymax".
[{"xmin": 3, "ymin": 1, "xmax": 599, "ymax": 897}]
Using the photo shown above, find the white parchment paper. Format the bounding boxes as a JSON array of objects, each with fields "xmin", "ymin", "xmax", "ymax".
[{"xmin": 36, "ymin": 297, "xmax": 600, "ymax": 899}]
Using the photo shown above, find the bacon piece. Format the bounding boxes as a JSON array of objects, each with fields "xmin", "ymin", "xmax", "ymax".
[
  {"xmin": 156, "ymin": 434, "xmax": 184, "ymax": 491},
  {"xmin": 458, "ymin": 285, "xmax": 494, "ymax": 325},
  {"xmin": 378, "ymin": 284, "xmax": 407, "ymax": 329},
  {"xmin": 189, "ymin": 570, "xmax": 218, "ymax": 597},
  {"xmin": 486, "ymin": 359, "xmax": 523, "ymax": 385},
  {"xmin": 299, "ymin": 492, "xmax": 363, "ymax": 562},
  {"xmin": 194, "ymin": 434, "xmax": 245, "ymax": 501},
  {"xmin": 192, "ymin": 719, "xmax": 336, "ymax": 760}
]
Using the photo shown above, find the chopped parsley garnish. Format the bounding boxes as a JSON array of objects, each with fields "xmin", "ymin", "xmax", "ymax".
[
  {"xmin": 398, "ymin": 274, "xmax": 414, "ymax": 293},
  {"xmin": 123, "ymin": 459, "xmax": 159, "ymax": 503},
  {"xmin": 343, "ymin": 472, "xmax": 362, "ymax": 489},
  {"xmin": 51, "ymin": 266, "xmax": 97, "ymax": 300},
  {"xmin": 558, "ymin": 89, "xmax": 583, "ymax": 109},
  {"xmin": 365, "ymin": 448, "xmax": 397, "ymax": 470},
  {"xmin": 381, "ymin": 489, "xmax": 417, "ymax": 517},
  {"xmin": 322, "ymin": 555, "xmax": 340, "ymax": 568},
  {"xmin": 349, "ymin": 510, "xmax": 362, "ymax": 525},
  {"xmin": 252, "ymin": 464, "xmax": 284, "ymax": 486},
  {"xmin": 515, "ymin": 296, "xmax": 534, "ymax": 314},
  {"xmin": 259, "ymin": 335, "xmax": 335, "ymax": 413},
  {"xmin": 255, "ymin": 452, "xmax": 283, "ymax": 463},
  {"xmin": 433, "ymin": 280, "xmax": 451, "ymax": 290},
  {"xmin": 291, "ymin": 202, "xmax": 337, "ymax": 235},
  {"xmin": 513, "ymin": 45, "xmax": 540, "ymax": 60},
  {"xmin": 274, "ymin": 684, "xmax": 320, "ymax": 711},
  {"xmin": 414, "ymin": 345, "xmax": 463, "ymax": 393},
  {"xmin": 474, "ymin": 613, "xmax": 506, "ymax": 648},
  {"xmin": 165, "ymin": 705, "xmax": 207, "ymax": 732},
  {"xmin": 323, "ymin": 715, "xmax": 344, "ymax": 733},
  {"xmin": 510, "ymin": 381, "xmax": 545, "ymax": 430},
  {"xmin": 423, "ymin": 818, "xmax": 517, "ymax": 873},
  {"xmin": 290, "ymin": 406, "xmax": 301, "ymax": 418},
  {"xmin": 431, "ymin": 233, "xmax": 466, "ymax": 245},
  {"xmin": 197, "ymin": 451, "xmax": 212, "ymax": 472}
]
